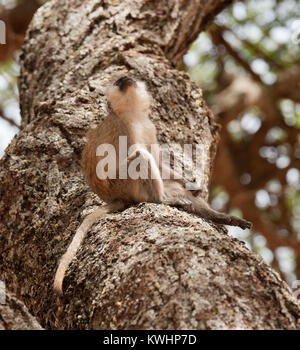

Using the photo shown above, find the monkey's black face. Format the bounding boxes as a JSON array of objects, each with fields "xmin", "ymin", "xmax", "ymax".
[{"xmin": 114, "ymin": 76, "xmax": 136, "ymax": 92}]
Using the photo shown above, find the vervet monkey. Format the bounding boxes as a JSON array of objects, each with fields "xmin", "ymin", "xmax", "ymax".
[{"xmin": 53, "ymin": 76, "xmax": 251, "ymax": 294}]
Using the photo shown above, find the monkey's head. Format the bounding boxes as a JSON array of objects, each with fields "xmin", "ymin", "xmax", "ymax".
[{"xmin": 106, "ymin": 76, "xmax": 151, "ymax": 118}]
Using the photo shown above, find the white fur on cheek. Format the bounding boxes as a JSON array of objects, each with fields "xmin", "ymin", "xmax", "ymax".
[
  {"xmin": 135, "ymin": 81, "xmax": 151, "ymax": 112},
  {"xmin": 136, "ymin": 81, "xmax": 148, "ymax": 99}
]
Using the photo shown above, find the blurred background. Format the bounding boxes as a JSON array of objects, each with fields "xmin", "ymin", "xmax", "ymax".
[{"xmin": 0, "ymin": 0, "xmax": 299, "ymax": 287}]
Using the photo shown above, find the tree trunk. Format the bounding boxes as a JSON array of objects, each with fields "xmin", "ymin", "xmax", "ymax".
[
  {"xmin": 0, "ymin": 291, "xmax": 43, "ymax": 330},
  {"xmin": 0, "ymin": 0, "xmax": 299, "ymax": 329}
]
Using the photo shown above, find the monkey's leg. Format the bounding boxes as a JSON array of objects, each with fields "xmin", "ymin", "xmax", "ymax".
[
  {"xmin": 127, "ymin": 147, "xmax": 165, "ymax": 203},
  {"xmin": 193, "ymin": 200, "xmax": 251, "ymax": 229},
  {"xmin": 54, "ymin": 199, "xmax": 125, "ymax": 295},
  {"xmin": 163, "ymin": 182, "xmax": 252, "ymax": 230},
  {"xmin": 186, "ymin": 193, "xmax": 252, "ymax": 229}
]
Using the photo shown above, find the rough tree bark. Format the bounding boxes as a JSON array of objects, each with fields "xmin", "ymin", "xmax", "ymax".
[
  {"xmin": 0, "ymin": 0, "xmax": 299, "ymax": 329},
  {"xmin": 0, "ymin": 291, "xmax": 43, "ymax": 330}
]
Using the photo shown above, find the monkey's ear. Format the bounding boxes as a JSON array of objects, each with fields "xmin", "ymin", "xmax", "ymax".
[{"xmin": 107, "ymin": 100, "xmax": 113, "ymax": 114}]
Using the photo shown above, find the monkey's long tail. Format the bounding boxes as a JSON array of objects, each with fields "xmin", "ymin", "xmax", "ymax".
[{"xmin": 53, "ymin": 200, "xmax": 125, "ymax": 295}]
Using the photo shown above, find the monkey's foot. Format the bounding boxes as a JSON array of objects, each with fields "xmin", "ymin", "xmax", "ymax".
[{"xmin": 229, "ymin": 216, "xmax": 252, "ymax": 230}]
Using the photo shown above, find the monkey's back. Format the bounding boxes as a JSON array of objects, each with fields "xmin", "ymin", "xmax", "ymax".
[{"xmin": 81, "ymin": 113, "xmax": 158, "ymax": 204}]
